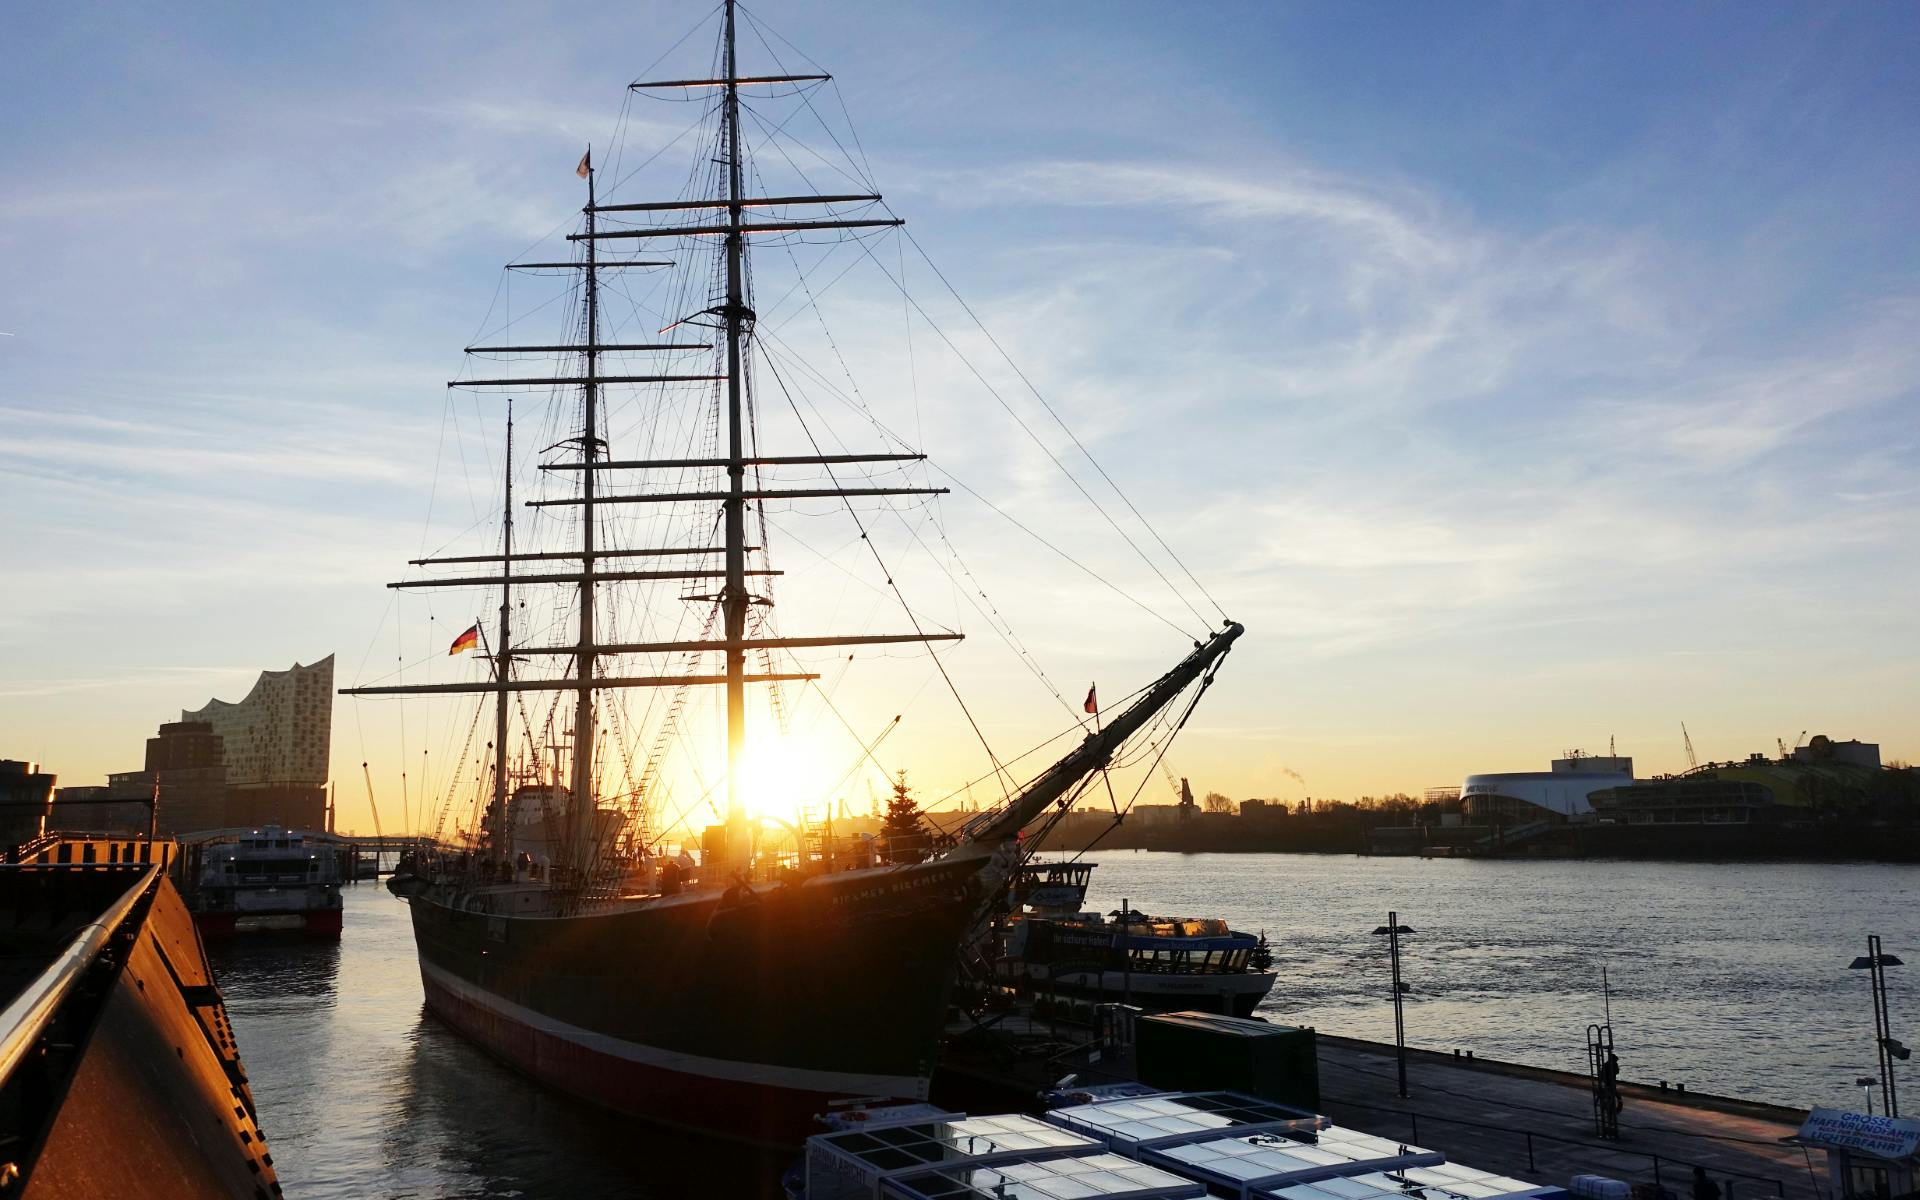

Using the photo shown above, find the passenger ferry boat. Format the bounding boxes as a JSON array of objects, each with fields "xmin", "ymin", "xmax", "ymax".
[
  {"xmin": 189, "ymin": 825, "xmax": 344, "ymax": 937},
  {"xmin": 994, "ymin": 862, "xmax": 1277, "ymax": 1017}
]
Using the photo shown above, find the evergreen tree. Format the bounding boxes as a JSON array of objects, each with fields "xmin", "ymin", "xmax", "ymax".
[{"xmin": 881, "ymin": 771, "xmax": 929, "ymax": 863}]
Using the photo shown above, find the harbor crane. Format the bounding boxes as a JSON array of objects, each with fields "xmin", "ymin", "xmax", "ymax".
[{"xmin": 1682, "ymin": 723, "xmax": 1698, "ymax": 770}]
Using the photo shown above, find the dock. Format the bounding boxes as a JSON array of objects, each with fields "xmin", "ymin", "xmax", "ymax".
[
  {"xmin": 1314, "ymin": 1036, "xmax": 1811, "ymax": 1200},
  {"xmin": 936, "ymin": 1012, "xmax": 1816, "ymax": 1200}
]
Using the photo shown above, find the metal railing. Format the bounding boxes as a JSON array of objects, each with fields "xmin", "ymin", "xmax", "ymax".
[
  {"xmin": 1326, "ymin": 1095, "xmax": 1794, "ymax": 1200},
  {"xmin": 0, "ymin": 865, "xmax": 157, "ymax": 1087}
]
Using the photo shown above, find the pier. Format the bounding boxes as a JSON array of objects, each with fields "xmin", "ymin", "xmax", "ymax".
[
  {"xmin": 937, "ymin": 1011, "xmax": 1818, "ymax": 1200},
  {"xmin": 336, "ymin": 834, "xmax": 425, "ymax": 879},
  {"xmin": 1314, "ymin": 1035, "xmax": 1812, "ymax": 1200}
]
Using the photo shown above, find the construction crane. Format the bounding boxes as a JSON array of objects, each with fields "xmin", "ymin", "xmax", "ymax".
[
  {"xmin": 1682, "ymin": 723, "xmax": 1698, "ymax": 771},
  {"xmin": 361, "ymin": 761, "xmax": 384, "ymax": 840}
]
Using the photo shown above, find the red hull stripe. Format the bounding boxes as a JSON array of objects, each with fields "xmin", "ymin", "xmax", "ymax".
[{"xmin": 420, "ymin": 960, "xmax": 924, "ymax": 1099}]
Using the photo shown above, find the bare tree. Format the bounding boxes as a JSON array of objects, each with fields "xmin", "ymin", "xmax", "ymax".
[{"xmin": 1202, "ymin": 791, "xmax": 1236, "ymax": 814}]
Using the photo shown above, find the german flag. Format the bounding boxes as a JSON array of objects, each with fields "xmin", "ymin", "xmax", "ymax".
[{"xmin": 448, "ymin": 623, "xmax": 480, "ymax": 656}]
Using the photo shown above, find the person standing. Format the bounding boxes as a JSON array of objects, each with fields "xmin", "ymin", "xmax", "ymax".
[
  {"xmin": 1691, "ymin": 1166, "xmax": 1721, "ymax": 1200},
  {"xmin": 1600, "ymin": 1051, "xmax": 1623, "ymax": 1115}
]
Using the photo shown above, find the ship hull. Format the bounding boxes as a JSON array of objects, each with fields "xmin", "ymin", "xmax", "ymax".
[
  {"xmin": 398, "ymin": 853, "xmax": 991, "ymax": 1147},
  {"xmin": 193, "ymin": 905, "xmax": 343, "ymax": 938},
  {"xmin": 1004, "ymin": 963, "xmax": 1275, "ymax": 1017},
  {"xmin": 1, "ymin": 859, "xmax": 279, "ymax": 1196}
]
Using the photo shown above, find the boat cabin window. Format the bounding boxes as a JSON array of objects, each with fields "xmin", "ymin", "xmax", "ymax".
[{"xmin": 1846, "ymin": 1164, "xmax": 1892, "ymax": 1200}]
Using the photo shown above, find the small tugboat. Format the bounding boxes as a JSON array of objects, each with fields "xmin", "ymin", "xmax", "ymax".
[
  {"xmin": 187, "ymin": 825, "xmax": 344, "ymax": 938},
  {"xmin": 993, "ymin": 861, "xmax": 1277, "ymax": 1017}
]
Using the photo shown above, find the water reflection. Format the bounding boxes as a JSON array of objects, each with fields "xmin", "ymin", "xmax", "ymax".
[
  {"xmin": 212, "ymin": 883, "xmax": 786, "ymax": 1198},
  {"xmin": 387, "ymin": 1015, "xmax": 786, "ymax": 1198},
  {"xmin": 209, "ymin": 937, "xmax": 342, "ymax": 1008}
]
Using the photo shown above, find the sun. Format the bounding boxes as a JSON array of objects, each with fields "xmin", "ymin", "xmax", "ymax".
[{"xmin": 735, "ymin": 732, "xmax": 840, "ymax": 826}]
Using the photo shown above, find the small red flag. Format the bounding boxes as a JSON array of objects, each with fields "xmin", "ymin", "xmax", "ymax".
[
  {"xmin": 576, "ymin": 148, "xmax": 591, "ymax": 179},
  {"xmin": 1083, "ymin": 683, "xmax": 1098, "ymax": 714},
  {"xmin": 448, "ymin": 624, "xmax": 481, "ymax": 655}
]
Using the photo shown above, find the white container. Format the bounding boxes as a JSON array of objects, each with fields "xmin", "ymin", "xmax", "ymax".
[{"xmin": 1571, "ymin": 1173, "xmax": 1632, "ymax": 1200}]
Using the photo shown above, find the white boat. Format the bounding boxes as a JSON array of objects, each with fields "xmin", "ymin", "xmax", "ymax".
[
  {"xmin": 995, "ymin": 861, "xmax": 1278, "ymax": 1017},
  {"xmin": 188, "ymin": 825, "xmax": 344, "ymax": 937}
]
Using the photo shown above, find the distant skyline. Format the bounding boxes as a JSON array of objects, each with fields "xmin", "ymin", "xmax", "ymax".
[{"xmin": 4, "ymin": 2, "xmax": 1916, "ymax": 834}]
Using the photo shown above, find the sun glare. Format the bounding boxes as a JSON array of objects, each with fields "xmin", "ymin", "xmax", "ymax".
[{"xmin": 736, "ymin": 733, "xmax": 841, "ymax": 826}]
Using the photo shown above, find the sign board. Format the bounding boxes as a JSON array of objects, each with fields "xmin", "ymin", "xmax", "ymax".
[
  {"xmin": 1024, "ymin": 885, "xmax": 1086, "ymax": 910},
  {"xmin": 1795, "ymin": 1108, "xmax": 1920, "ymax": 1161}
]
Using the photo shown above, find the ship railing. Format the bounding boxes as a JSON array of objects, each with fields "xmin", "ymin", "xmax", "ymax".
[
  {"xmin": 1120, "ymin": 946, "xmax": 1253, "ymax": 975},
  {"xmin": 0, "ymin": 864, "xmax": 158, "ymax": 1089}
]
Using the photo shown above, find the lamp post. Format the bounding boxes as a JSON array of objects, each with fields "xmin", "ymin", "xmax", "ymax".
[
  {"xmin": 1373, "ymin": 912, "xmax": 1415, "ymax": 1099},
  {"xmin": 1856, "ymin": 1076, "xmax": 1878, "ymax": 1115},
  {"xmin": 1848, "ymin": 934, "xmax": 1907, "ymax": 1117}
]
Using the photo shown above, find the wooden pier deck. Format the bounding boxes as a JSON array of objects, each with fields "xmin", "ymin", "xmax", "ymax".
[{"xmin": 935, "ymin": 1017, "xmax": 1818, "ymax": 1200}]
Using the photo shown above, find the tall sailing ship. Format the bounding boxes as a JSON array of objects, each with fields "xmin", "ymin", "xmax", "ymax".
[{"xmin": 345, "ymin": 2, "xmax": 1240, "ymax": 1147}]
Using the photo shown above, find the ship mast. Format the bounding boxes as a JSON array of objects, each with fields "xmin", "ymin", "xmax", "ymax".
[
  {"xmin": 349, "ymin": 12, "xmax": 974, "ymax": 885},
  {"xmin": 490, "ymin": 402, "xmax": 513, "ymax": 858},
  {"xmin": 572, "ymin": 156, "xmax": 602, "ymax": 874},
  {"xmin": 720, "ymin": 0, "xmax": 750, "ymax": 865}
]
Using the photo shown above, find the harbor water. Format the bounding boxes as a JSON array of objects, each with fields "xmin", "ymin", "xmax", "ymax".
[{"xmin": 213, "ymin": 853, "xmax": 1920, "ymax": 1197}]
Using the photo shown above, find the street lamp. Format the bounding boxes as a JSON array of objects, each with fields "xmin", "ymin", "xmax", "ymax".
[
  {"xmin": 1857, "ymin": 1076, "xmax": 1879, "ymax": 1115},
  {"xmin": 1848, "ymin": 935, "xmax": 1906, "ymax": 1117},
  {"xmin": 1373, "ymin": 912, "xmax": 1415, "ymax": 1099}
]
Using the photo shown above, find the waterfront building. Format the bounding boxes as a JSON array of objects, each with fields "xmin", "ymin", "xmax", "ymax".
[
  {"xmin": 143, "ymin": 720, "xmax": 228, "ymax": 833},
  {"xmin": 47, "ymin": 656, "xmax": 334, "ymax": 837},
  {"xmin": 184, "ymin": 655, "xmax": 331, "ymax": 785},
  {"xmin": 180, "ymin": 655, "xmax": 333, "ymax": 832},
  {"xmin": 1463, "ymin": 735, "xmax": 1899, "ymax": 829},
  {"xmin": 0, "ymin": 759, "xmax": 55, "ymax": 849},
  {"xmin": 48, "ymin": 782, "xmax": 152, "ymax": 834},
  {"xmin": 1459, "ymin": 752, "xmax": 1635, "ymax": 824},
  {"xmin": 1589, "ymin": 735, "xmax": 1887, "ymax": 827}
]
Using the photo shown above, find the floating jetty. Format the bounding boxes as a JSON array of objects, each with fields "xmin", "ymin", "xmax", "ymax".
[{"xmin": 936, "ymin": 1009, "xmax": 1816, "ymax": 1200}]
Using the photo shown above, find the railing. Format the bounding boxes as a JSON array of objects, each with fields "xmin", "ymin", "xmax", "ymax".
[
  {"xmin": 8, "ymin": 832, "xmax": 178, "ymax": 872},
  {"xmin": 1325, "ymin": 1095, "xmax": 1795, "ymax": 1200},
  {"xmin": 0, "ymin": 865, "xmax": 158, "ymax": 1088}
]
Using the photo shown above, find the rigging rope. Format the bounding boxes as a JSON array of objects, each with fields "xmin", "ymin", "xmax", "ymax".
[{"xmin": 757, "ymin": 346, "xmax": 1016, "ymax": 801}]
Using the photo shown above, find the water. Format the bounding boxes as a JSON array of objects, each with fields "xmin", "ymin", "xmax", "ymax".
[
  {"xmin": 211, "ymin": 855, "xmax": 1920, "ymax": 1197},
  {"xmin": 209, "ymin": 882, "xmax": 785, "ymax": 1199},
  {"xmin": 1082, "ymin": 853, "xmax": 1920, "ymax": 1108}
]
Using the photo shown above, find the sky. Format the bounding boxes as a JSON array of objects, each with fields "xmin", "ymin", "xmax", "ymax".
[{"xmin": 3, "ymin": 1, "xmax": 1916, "ymax": 836}]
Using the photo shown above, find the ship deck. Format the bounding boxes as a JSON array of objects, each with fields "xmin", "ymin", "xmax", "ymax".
[{"xmin": 936, "ymin": 1013, "xmax": 1815, "ymax": 1200}]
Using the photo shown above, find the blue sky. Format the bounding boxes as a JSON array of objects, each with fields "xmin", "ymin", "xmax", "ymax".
[{"xmin": 3, "ymin": 2, "xmax": 1916, "ymax": 831}]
